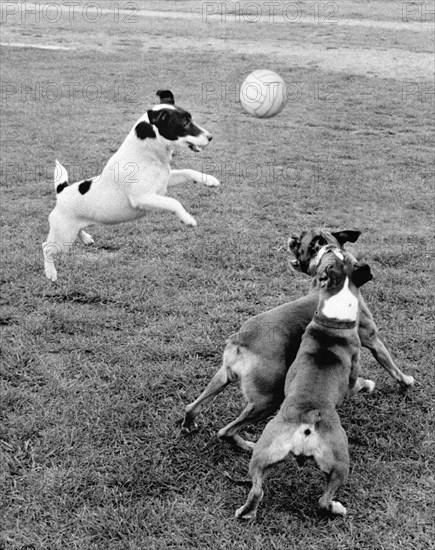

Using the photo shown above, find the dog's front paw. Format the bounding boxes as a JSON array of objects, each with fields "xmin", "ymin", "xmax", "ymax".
[
  {"xmin": 400, "ymin": 374, "xmax": 415, "ymax": 388},
  {"xmin": 203, "ymin": 174, "xmax": 220, "ymax": 187},
  {"xmin": 180, "ymin": 213, "xmax": 197, "ymax": 227}
]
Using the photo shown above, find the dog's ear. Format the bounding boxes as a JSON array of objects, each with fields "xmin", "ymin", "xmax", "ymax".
[
  {"xmin": 156, "ymin": 89, "xmax": 175, "ymax": 105},
  {"xmin": 288, "ymin": 235, "xmax": 301, "ymax": 254},
  {"xmin": 351, "ymin": 263, "xmax": 373, "ymax": 288},
  {"xmin": 331, "ymin": 230, "xmax": 362, "ymax": 246}
]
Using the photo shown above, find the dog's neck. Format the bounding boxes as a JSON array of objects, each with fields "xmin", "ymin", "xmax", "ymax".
[
  {"xmin": 313, "ymin": 312, "xmax": 356, "ymax": 330},
  {"xmin": 317, "ymin": 277, "xmax": 359, "ymax": 325}
]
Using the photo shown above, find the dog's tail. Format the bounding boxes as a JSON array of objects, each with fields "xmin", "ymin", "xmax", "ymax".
[{"xmin": 54, "ymin": 160, "xmax": 69, "ymax": 194}]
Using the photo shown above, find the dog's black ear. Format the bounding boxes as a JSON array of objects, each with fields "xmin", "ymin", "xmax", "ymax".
[
  {"xmin": 331, "ymin": 230, "xmax": 362, "ymax": 246},
  {"xmin": 156, "ymin": 89, "xmax": 175, "ymax": 105},
  {"xmin": 351, "ymin": 263, "xmax": 373, "ymax": 288},
  {"xmin": 288, "ymin": 235, "xmax": 300, "ymax": 254}
]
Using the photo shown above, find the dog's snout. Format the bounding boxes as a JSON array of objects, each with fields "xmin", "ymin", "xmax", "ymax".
[{"xmin": 206, "ymin": 133, "xmax": 213, "ymax": 142}]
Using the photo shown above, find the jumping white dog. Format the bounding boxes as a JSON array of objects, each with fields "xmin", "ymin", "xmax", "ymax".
[{"xmin": 42, "ymin": 90, "xmax": 220, "ymax": 282}]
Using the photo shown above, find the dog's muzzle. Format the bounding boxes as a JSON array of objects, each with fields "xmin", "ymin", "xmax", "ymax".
[
  {"xmin": 187, "ymin": 132, "xmax": 212, "ymax": 152},
  {"xmin": 188, "ymin": 143, "xmax": 203, "ymax": 152}
]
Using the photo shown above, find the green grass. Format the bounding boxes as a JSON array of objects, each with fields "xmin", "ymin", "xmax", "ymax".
[{"xmin": 1, "ymin": 2, "xmax": 434, "ymax": 549}]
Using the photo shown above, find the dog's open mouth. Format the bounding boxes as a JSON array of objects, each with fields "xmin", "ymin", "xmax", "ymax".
[{"xmin": 188, "ymin": 143, "xmax": 202, "ymax": 152}]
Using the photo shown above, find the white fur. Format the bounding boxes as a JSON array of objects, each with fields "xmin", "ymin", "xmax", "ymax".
[
  {"xmin": 316, "ymin": 245, "xmax": 328, "ymax": 265},
  {"xmin": 330, "ymin": 501, "xmax": 347, "ymax": 515},
  {"xmin": 54, "ymin": 159, "xmax": 68, "ymax": 186},
  {"xmin": 266, "ymin": 424, "xmax": 331, "ymax": 473},
  {"xmin": 151, "ymin": 104, "xmax": 177, "ymax": 111},
  {"xmin": 321, "ymin": 278, "xmax": 358, "ymax": 321}
]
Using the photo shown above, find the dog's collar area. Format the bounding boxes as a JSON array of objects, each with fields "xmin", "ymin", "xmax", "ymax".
[{"xmin": 313, "ymin": 313, "xmax": 356, "ymax": 330}]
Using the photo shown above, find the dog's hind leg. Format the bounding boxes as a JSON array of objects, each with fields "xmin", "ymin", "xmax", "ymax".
[
  {"xmin": 182, "ymin": 365, "xmax": 230, "ymax": 433},
  {"xmin": 358, "ymin": 301, "xmax": 415, "ymax": 387},
  {"xmin": 318, "ymin": 467, "xmax": 348, "ymax": 516},
  {"xmin": 218, "ymin": 355, "xmax": 282, "ymax": 451},
  {"xmin": 42, "ymin": 209, "xmax": 82, "ymax": 282},
  {"xmin": 217, "ymin": 399, "xmax": 278, "ymax": 452},
  {"xmin": 182, "ymin": 341, "xmax": 249, "ymax": 434},
  {"xmin": 317, "ymin": 426, "xmax": 349, "ymax": 516},
  {"xmin": 235, "ymin": 416, "xmax": 291, "ymax": 519}
]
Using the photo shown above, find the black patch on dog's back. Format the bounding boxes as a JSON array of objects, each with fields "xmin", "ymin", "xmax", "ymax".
[
  {"xmin": 56, "ymin": 182, "xmax": 68, "ymax": 194},
  {"xmin": 78, "ymin": 179, "xmax": 92, "ymax": 195},
  {"xmin": 135, "ymin": 121, "xmax": 156, "ymax": 140}
]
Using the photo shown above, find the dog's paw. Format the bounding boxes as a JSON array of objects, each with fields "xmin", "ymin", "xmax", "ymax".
[
  {"xmin": 79, "ymin": 230, "xmax": 94, "ymax": 246},
  {"xmin": 235, "ymin": 505, "xmax": 257, "ymax": 520},
  {"xmin": 181, "ymin": 420, "xmax": 198, "ymax": 433},
  {"xmin": 45, "ymin": 267, "xmax": 58, "ymax": 282},
  {"xmin": 180, "ymin": 213, "xmax": 197, "ymax": 227},
  {"xmin": 365, "ymin": 380, "xmax": 376, "ymax": 393},
  {"xmin": 400, "ymin": 374, "xmax": 415, "ymax": 388},
  {"xmin": 203, "ymin": 174, "xmax": 220, "ymax": 187},
  {"xmin": 330, "ymin": 501, "xmax": 347, "ymax": 516}
]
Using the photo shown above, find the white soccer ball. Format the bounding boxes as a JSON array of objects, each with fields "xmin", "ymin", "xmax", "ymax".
[{"xmin": 240, "ymin": 70, "xmax": 287, "ymax": 118}]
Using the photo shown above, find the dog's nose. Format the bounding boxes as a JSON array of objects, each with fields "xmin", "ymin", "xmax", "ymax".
[{"xmin": 207, "ymin": 135, "xmax": 213, "ymax": 142}]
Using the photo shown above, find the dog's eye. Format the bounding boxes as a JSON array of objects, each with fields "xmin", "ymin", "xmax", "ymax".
[{"xmin": 182, "ymin": 118, "xmax": 191, "ymax": 128}]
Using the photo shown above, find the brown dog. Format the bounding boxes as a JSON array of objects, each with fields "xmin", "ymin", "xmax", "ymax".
[
  {"xmin": 288, "ymin": 229, "xmax": 414, "ymax": 387},
  {"xmin": 182, "ymin": 230, "xmax": 414, "ymax": 450},
  {"xmin": 235, "ymin": 248, "xmax": 374, "ymax": 519}
]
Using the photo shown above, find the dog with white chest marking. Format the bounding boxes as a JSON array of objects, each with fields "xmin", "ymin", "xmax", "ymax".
[
  {"xmin": 235, "ymin": 247, "xmax": 374, "ymax": 519},
  {"xmin": 182, "ymin": 229, "xmax": 414, "ymax": 451},
  {"xmin": 42, "ymin": 90, "xmax": 220, "ymax": 282}
]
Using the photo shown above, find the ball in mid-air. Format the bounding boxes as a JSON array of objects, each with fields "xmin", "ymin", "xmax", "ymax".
[{"xmin": 240, "ymin": 70, "xmax": 287, "ymax": 118}]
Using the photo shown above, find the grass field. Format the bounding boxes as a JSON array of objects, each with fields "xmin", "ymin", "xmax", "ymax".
[{"xmin": 1, "ymin": 1, "xmax": 434, "ymax": 549}]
